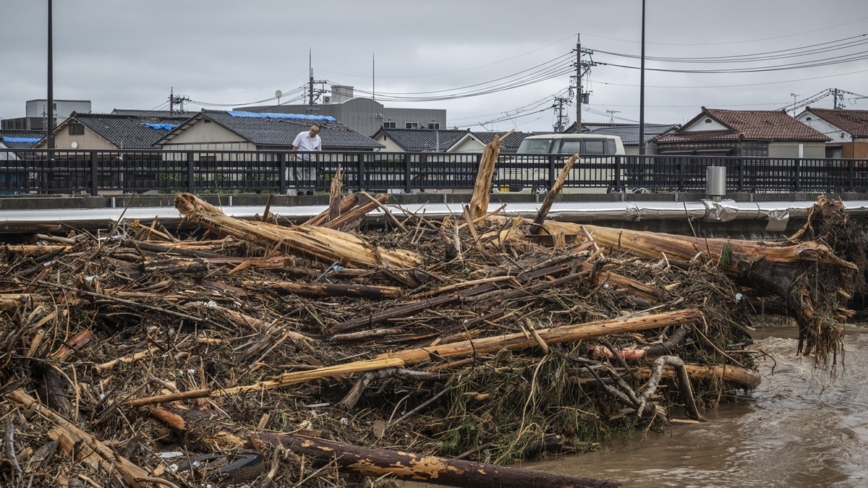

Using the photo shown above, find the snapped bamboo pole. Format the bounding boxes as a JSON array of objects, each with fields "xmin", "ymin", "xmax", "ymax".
[{"xmin": 376, "ymin": 309, "xmax": 704, "ymax": 365}]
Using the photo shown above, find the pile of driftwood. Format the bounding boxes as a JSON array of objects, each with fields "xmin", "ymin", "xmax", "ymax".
[{"xmin": 0, "ymin": 137, "xmax": 862, "ymax": 487}]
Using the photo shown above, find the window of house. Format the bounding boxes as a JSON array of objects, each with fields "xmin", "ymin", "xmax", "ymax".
[
  {"xmin": 704, "ymin": 119, "xmax": 712, "ymax": 124},
  {"xmin": 68, "ymin": 123, "xmax": 85, "ymax": 135},
  {"xmin": 405, "ymin": 122, "xmax": 419, "ymax": 129},
  {"xmin": 383, "ymin": 122, "xmax": 396, "ymax": 129},
  {"xmin": 428, "ymin": 123, "xmax": 440, "ymax": 129}
]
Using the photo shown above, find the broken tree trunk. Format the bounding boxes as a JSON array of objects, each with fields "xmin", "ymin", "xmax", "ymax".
[
  {"xmin": 329, "ymin": 165, "xmax": 343, "ymax": 222},
  {"xmin": 322, "ymin": 193, "xmax": 389, "ymax": 230},
  {"xmin": 538, "ymin": 221, "xmax": 858, "ymax": 364},
  {"xmin": 469, "ymin": 131, "xmax": 509, "ymax": 219},
  {"xmin": 151, "ymin": 404, "xmax": 621, "ymax": 488},
  {"xmin": 304, "ymin": 193, "xmax": 360, "ymax": 227},
  {"xmin": 532, "ymin": 154, "xmax": 578, "ymax": 233},
  {"xmin": 174, "ymin": 193, "xmax": 422, "ymax": 279}
]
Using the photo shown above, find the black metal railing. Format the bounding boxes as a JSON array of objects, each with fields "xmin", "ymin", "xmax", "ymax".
[{"xmin": 0, "ymin": 149, "xmax": 866, "ymax": 196}]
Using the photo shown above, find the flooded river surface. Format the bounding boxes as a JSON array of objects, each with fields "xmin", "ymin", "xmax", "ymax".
[{"xmin": 526, "ymin": 326, "xmax": 868, "ymax": 487}]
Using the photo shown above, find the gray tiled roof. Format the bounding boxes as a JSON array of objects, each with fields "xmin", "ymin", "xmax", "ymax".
[
  {"xmin": 71, "ymin": 113, "xmax": 192, "ymax": 149},
  {"xmin": 198, "ymin": 111, "xmax": 383, "ymax": 149},
  {"xmin": 0, "ymin": 129, "xmax": 46, "ymax": 149},
  {"xmin": 112, "ymin": 109, "xmax": 193, "ymax": 118},
  {"xmin": 376, "ymin": 128, "xmax": 469, "ymax": 152},
  {"xmin": 587, "ymin": 124, "xmax": 679, "ymax": 145},
  {"xmin": 468, "ymin": 131, "xmax": 534, "ymax": 153}
]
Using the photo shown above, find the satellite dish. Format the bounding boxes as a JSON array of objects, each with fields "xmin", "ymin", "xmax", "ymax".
[{"xmin": 71, "ymin": 141, "xmax": 78, "ymax": 149}]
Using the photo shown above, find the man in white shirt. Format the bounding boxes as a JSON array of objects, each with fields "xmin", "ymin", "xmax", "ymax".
[{"xmin": 290, "ymin": 124, "xmax": 322, "ymax": 195}]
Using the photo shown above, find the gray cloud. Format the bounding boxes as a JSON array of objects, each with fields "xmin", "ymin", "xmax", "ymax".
[{"xmin": 2, "ymin": 0, "xmax": 867, "ymax": 131}]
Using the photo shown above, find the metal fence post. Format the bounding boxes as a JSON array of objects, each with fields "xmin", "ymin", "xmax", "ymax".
[
  {"xmin": 403, "ymin": 154, "xmax": 411, "ymax": 194},
  {"xmin": 186, "ymin": 152, "xmax": 195, "ymax": 193},
  {"xmin": 613, "ymin": 155, "xmax": 622, "ymax": 192},
  {"xmin": 677, "ymin": 159, "xmax": 684, "ymax": 192},
  {"xmin": 357, "ymin": 153, "xmax": 365, "ymax": 192},
  {"xmin": 793, "ymin": 157, "xmax": 801, "ymax": 192},
  {"xmin": 279, "ymin": 153, "xmax": 287, "ymax": 194},
  {"xmin": 547, "ymin": 155, "xmax": 556, "ymax": 190},
  {"xmin": 848, "ymin": 159, "xmax": 854, "ymax": 192},
  {"xmin": 89, "ymin": 151, "xmax": 99, "ymax": 196}
]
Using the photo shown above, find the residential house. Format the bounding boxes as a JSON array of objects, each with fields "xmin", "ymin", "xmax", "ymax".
[
  {"xmin": 652, "ymin": 108, "xmax": 830, "ymax": 157},
  {"xmin": 157, "ymin": 110, "xmax": 383, "ymax": 152},
  {"xmin": 370, "ymin": 128, "xmax": 469, "ymax": 153},
  {"xmin": 33, "ymin": 112, "xmax": 191, "ymax": 151},
  {"xmin": 584, "ymin": 124, "xmax": 679, "ymax": 155},
  {"xmin": 0, "ymin": 129, "xmax": 45, "ymax": 150},
  {"xmin": 447, "ymin": 131, "xmax": 533, "ymax": 153},
  {"xmin": 796, "ymin": 107, "xmax": 868, "ymax": 159}
]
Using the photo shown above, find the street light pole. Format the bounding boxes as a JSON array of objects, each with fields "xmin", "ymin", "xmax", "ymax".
[
  {"xmin": 47, "ymin": 0, "xmax": 55, "ymax": 149},
  {"xmin": 638, "ymin": 0, "xmax": 646, "ymax": 156}
]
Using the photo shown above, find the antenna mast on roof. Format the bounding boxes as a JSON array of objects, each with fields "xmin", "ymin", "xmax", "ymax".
[
  {"xmin": 309, "ymin": 49, "xmax": 314, "ymax": 106},
  {"xmin": 373, "ymin": 53, "xmax": 376, "ymax": 101}
]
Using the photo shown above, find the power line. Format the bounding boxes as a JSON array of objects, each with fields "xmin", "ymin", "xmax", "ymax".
[
  {"xmin": 594, "ymin": 67, "xmax": 868, "ymax": 88},
  {"xmin": 580, "ymin": 15, "xmax": 868, "ymax": 46}
]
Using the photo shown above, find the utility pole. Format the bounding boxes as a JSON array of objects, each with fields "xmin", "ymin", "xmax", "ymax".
[
  {"xmin": 833, "ymin": 88, "xmax": 841, "ymax": 109},
  {"xmin": 553, "ymin": 96, "xmax": 570, "ymax": 133},
  {"xmin": 373, "ymin": 53, "xmax": 376, "ymax": 101},
  {"xmin": 309, "ymin": 49, "xmax": 314, "ymax": 106},
  {"xmin": 790, "ymin": 93, "xmax": 800, "ymax": 116},
  {"xmin": 638, "ymin": 0, "xmax": 646, "ymax": 156},
  {"xmin": 576, "ymin": 34, "xmax": 581, "ymax": 132},
  {"xmin": 168, "ymin": 88, "xmax": 191, "ymax": 115},
  {"xmin": 47, "ymin": 0, "xmax": 55, "ymax": 149},
  {"xmin": 606, "ymin": 110, "xmax": 621, "ymax": 124}
]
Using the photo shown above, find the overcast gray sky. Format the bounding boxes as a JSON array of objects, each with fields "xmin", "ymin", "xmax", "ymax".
[{"xmin": 2, "ymin": 0, "xmax": 867, "ymax": 132}]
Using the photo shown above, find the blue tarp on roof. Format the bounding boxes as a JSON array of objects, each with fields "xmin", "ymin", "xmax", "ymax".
[
  {"xmin": 141, "ymin": 122, "xmax": 180, "ymax": 131},
  {"xmin": 2, "ymin": 137, "xmax": 42, "ymax": 143},
  {"xmin": 227, "ymin": 111, "xmax": 336, "ymax": 122}
]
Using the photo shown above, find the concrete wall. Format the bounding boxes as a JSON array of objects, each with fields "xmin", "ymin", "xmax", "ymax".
[
  {"xmin": 26, "ymin": 100, "xmax": 91, "ymax": 118},
  {"xmin": 768, "ymin": 142, "xmax": 825, "ymax": 159}
]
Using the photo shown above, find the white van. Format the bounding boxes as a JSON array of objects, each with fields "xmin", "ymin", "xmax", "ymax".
[{"xmin": 497, "ymin": 134, "xmax": 625, "ymax": 194}]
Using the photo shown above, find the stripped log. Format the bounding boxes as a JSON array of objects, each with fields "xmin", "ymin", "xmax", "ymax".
[
  {"xmin": 151, "ymin": 404, "xmax": 621, "ymax": 488},
  {"xmin": 241, "ymin": 280, "xmax": 403, "ymax": 299},
  {"xmin": 174, "ymin": 193, "xmax": 421, "ymax": 281},
  {"xmin": 214, "ymin": 357, "xmax": 405, "ymax": 396},
  {"xmin": 375, "ymin": 309, "xmax": 703, "ymax": 365},
  {"xmin": 5, "ymin": 244, "xmax": 72, "ymax": 257},
  {"xmin": 632, "ymin": 362, "xmax": 761, "ymax": 388}
]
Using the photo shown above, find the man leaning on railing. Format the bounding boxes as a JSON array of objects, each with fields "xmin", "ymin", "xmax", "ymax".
[{"xmin": 289, "ymin": 123, "xmax": 322, "ymax": 195}]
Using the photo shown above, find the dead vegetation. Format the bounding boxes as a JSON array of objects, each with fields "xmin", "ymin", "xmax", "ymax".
[{"xmin": 0, "ymin": 138, "xmax": 861, "ymax": 487}]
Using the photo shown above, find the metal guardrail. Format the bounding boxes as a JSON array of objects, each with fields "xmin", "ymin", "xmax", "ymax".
[{"xmin": 0, "ymin": 149, "xmax": 866, "ymax": 195}]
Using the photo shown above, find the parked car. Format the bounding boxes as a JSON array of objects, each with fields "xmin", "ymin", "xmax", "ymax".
[{"xmin": 495, "ymin": 134, "xmax": 625, "ymax": 193}]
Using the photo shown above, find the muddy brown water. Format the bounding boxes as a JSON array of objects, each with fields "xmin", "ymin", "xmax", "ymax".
[{"xmin": 402, "ymin": 326, "xmax": 868, "ymax": 488}]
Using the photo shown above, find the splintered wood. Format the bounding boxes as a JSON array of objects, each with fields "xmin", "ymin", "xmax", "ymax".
[{"xmin": 0, "ymin": 161, "xmax": 857, "ymax": 487}]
